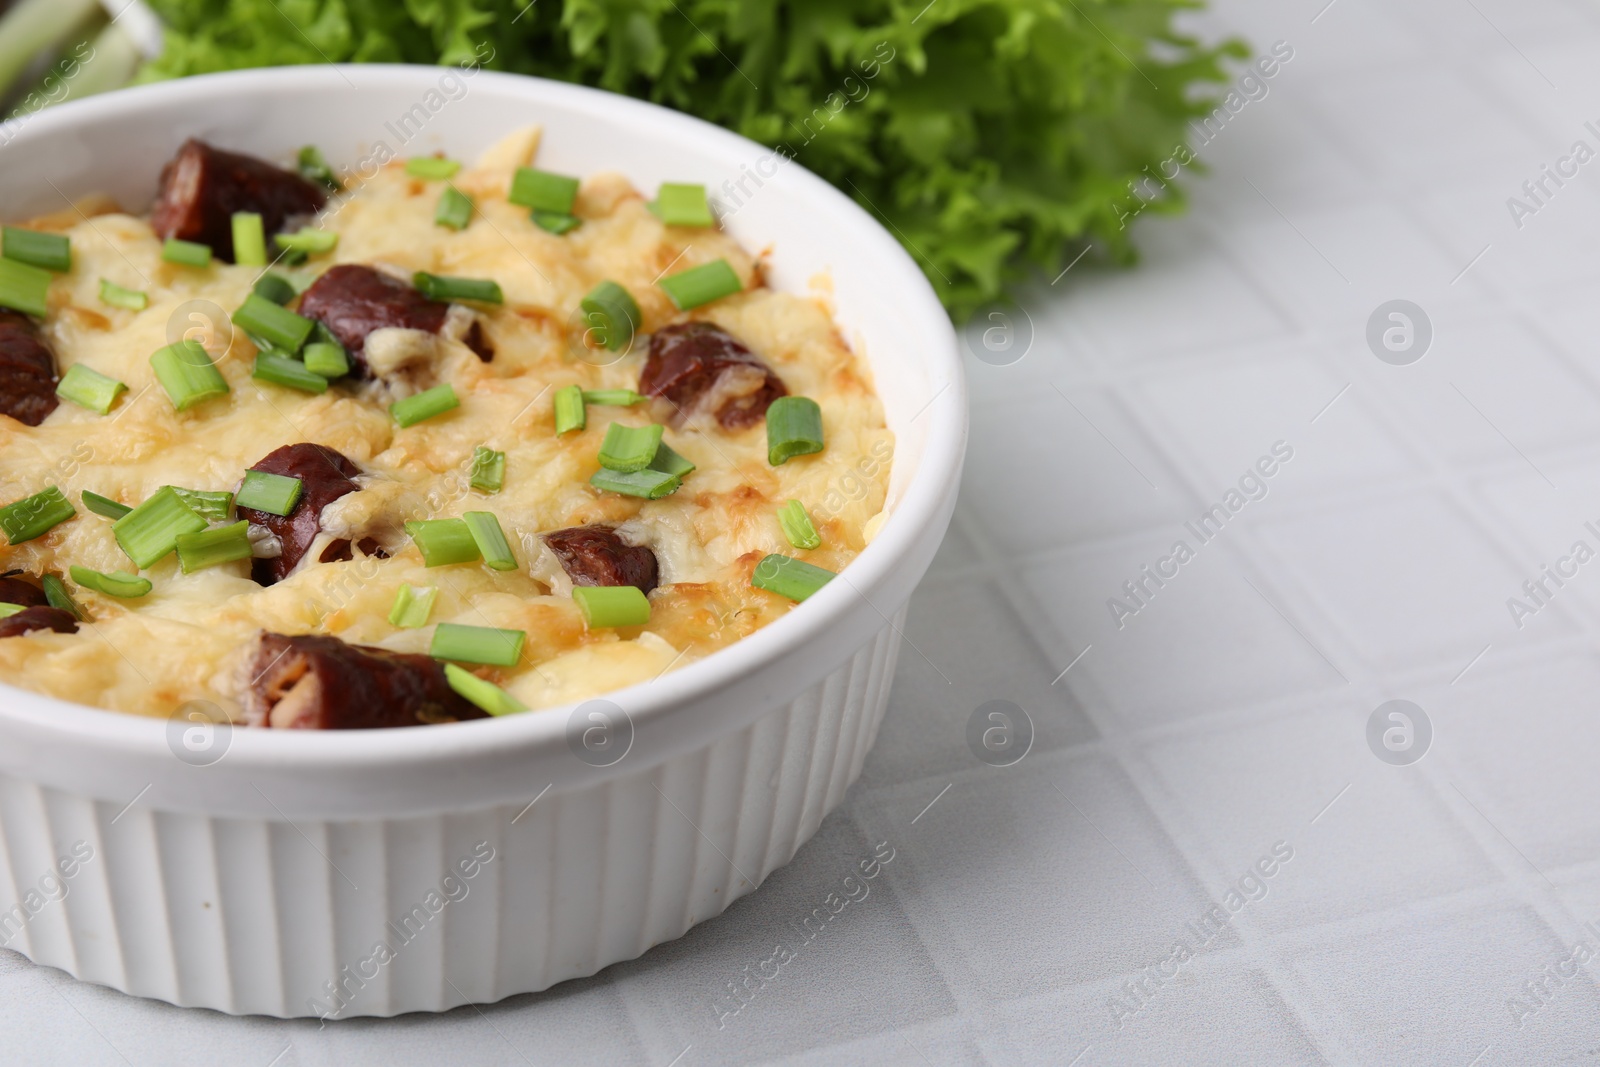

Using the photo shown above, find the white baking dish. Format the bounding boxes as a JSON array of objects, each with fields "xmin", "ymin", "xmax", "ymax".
[{"xmin": 0, "ymin": 64, "xmax": 965, "ymax": 1017}]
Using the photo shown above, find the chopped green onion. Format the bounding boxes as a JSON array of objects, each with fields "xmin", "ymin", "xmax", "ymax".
[
  {"xmin": 648, "ymin": 441, "xmax": 696, "ymax": 478},
  {"xmin": 41, "ymin": 574, "xmax": 83, "ymax": 619},
  {"xmin": 430, "ymin": 622, "xmax": 525, "ymax": 667},
  {"xmin": 0, "ymin": 603, "xmax": 21, "ymax": 617},
  {"xmin": 388, "ymin": 583, "xmax": 438, "ymax": 628},
  {"xmin": 406, "ymin": 157, "xmax": 461, "ymax": 180},
  {"xmin": 273, "ymin": 229, "xmax": 338, "ymax": 255},
  {"xmin": 298, "ymin": 146, "xmax": 343, "ymax": 192},
  {"xmin": 412, "ymin": 272, "xmax": 502, "ymax": 305},
  {"xmin": 589, "ymin": 468, "xmax": 681, "ymax": 499},
  {"xmin": 165, "ymin": 487, "xmax": 233, "ymax": 523},
  {"xmin": 597, "ymin": 422, "xmax": 664, "ymax": 473},
  {"xmin": 444, "ymin": 663, "xmax": 527, "ymax": 716},
  {"xmin": 766, "ymin": 396, "xmax": 824, "ymax": 465},
  {"xmin": 253, "ymin": 350, "xmax": 328, "ymax": 394},
  {"xmin": 0, "ymin": 486, "xmax": 74, "ymax": 544},
  {"xmin": 231, "ymin": 212, "xmax": 266, "ymax": 267},
  {"xmin": 405, "ymin": 518, "xmax": 480, "ymax": 566},
  {"xmin": 251, "ymin": 272, "xmax": 297, "ymax": 306},
  {"xmin": 533, "ymin": 212, "xmax": 581, "ymax": 235},
  {"xmin": 509, "ymin": 167, "xmax": 579, "ymax": 214},
  {"xmin": 98, "ymin": 279, "xmax": 148, "ymax": 311},
  {"xmin": 161, "ymin": 239, "xmax": 212, "ymax": 268},
  {"xmin": 236, "ymin": 470, "xmax": 302, "ymax": 516},
  {"xmin": 572, "ymin": 585, "xmax": 651, "ymax": 628},
  {"xmin": 777, "ymin": 500, "xmax": 822, "ymax": 550},
  {"xmin": 279, "ymin": 247, "xmax": 309, "ymax": 267},
  {"xmin": 659, "ymin": 258, "xmax": 742, "ymax": 310},
  {"xmin": 391, "ymin": 382, "xmax": 459, "ymax": 428},
  {"xmin": 553, "ymin": 384, "xmax": 585, "ymax": 434},
  {"xmin": 0, "ymin": 257, "xmax": 51, "ymax": 316},
  {"xmin": 751, "ymin": 553, "xmax": 836, "ymax": 602},
  {"xmin": 55, "ymin": 364, "xmax": 126, "ymax": 415},
  {"xmin": 470, "ymin": 446, "xmax": 504, "ymax": 493},
  {"xmin": 150, "ymin": 340, "xmax": 230, "ymax": 411},
  {"xmin": 112, "ymin": 486, "xmax": 206, "ymax": 567},
  {"xmin": 581, "ymin": 388, "xmax": 643, "ymax": 406},
  {"xmin": 175, "ymin": 520, "xmax": 252, "ymax": 573},
  {"xmin": 69, "ymin": 565, "xmax": 151, "ymax": 599},
  {"xmin": 650, "ymin": 183, "xmax": 715, "ymax": 228},
  {"xmin": 435, "ymin": 186, "xmax": 473, "ymax": 230},
  {"xmin": 232, "ymin": 293, "xmax": 315, "ymax": 352},
  {"xmin": 2, "ymin": 227, "xmax": 71, "ymax": 272},
  {"xmin": 579, "ymin": 281, "xmax": 641, "ymax": 353},
  {"xmin": 302, "ymin": 341, "xmax": 349, "ymax": 379},
  {"xmin": 463, "ymin": 511, "xmax": 517, "ymax": 571},
  {"xmin": 82, "ymin": 490, "xmax": 131, "ymax": 519}
]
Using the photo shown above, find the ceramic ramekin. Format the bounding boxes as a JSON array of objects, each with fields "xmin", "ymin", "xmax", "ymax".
[{"xmin": 0, "ymin": 64, "xmax": 966, "ymax": 1017}]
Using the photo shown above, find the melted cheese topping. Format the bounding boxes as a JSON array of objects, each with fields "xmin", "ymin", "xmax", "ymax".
[{"xmin": 0, "ymin": 129, "xmax": 892, "ymax": 721}]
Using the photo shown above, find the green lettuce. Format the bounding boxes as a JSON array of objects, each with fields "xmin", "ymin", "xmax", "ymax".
[{"xmin": 140, "ymin": 0, "xmax": 1245, "ymax": 320}]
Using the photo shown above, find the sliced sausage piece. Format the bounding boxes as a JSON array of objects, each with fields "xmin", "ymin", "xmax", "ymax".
[
  {"xmin": 0, "ymin": 311, "xmax": 58, "ymax": 426},
  {"xmin": 543, "ymin": 525, "xmax": 659, "ymax": 594},
  {"xmin": 639, "ymin": 322, "xmax": 786, "ymax": 430},
  {"xmin": 236, "ymin": 443, "xmax": 362, "ymax": 586},
  {"xmin": 0, "ymin": 606, "xmax": 77, "ymax": 638},
  {"xmin": 150, "ymin": 139, "xmax": 327, "ymax": 263},
  {"xmin": 297, "ymin": 265, "xmax": 493, "ymax": 377},
  {"xmin": 244, "ymin": 632, "xmax": 487, "ymax": 729},
  {"xmin": 0, "ymin": 571, "xmax": 49, "ymax": 608}
]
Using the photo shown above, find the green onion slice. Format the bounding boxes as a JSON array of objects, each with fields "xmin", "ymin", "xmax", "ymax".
[
  {"xmin": 98, "ymin": 279, "xmax": 148, "ymax": 311},
  {"xmin": 165, "ymin": 487, "xmax": 233, "ymax": 523},
  {"xmin": 578, "ymin": 281, "xmax": 640, "ymax": 353},
  {"xmin": 751, "ymin": 553, "xmax": 836, "ymax": 602},
  {"xmin": 388, "ymin": 583, "xmax": 437, "ymax": 629},
  {"xmin": 175, "ymin": 520, "xmax": 252, "ymax": 573},
  {"xmin": 435, "ymin": 186, "xmax": 473, "ymax": 230},
  {"xmin": 597, "ymin": 422, "xmax": 664, "ymax": 473},
  {"xmin": 581, "ymin": 389, "xmax": 643, "ymax": 406},
  {"xmin": 273, "ymin": 229, "xmax": 338, "ymax": 255},
  {"xmin": 405, "ymin": 518, "xmax": 481, "ymax": 566},
  {"xmin": 391, "ymin": 382, "xmax": 460, "ymax": 428},
  {"xmin": 0, "ymin": 257, "xmax": 52, "ymax": 316},
  {"xmin": 589, "ymin": 468, "xmax": 680, "ymax": 500},
  {"xmin": 650, "ymin": 183, "xmax": 715, "ymax": 228},
  {"xmin": 69, "ymin": 565, "xmax": 151, "ymax": 599},
  {"xmin": 444, "ymin": 663, "xmax": 527, "ymax": 716},
  {"xmin": 463, "ymin": 511, "xmax": 517, "ymax": 571},
  {"xmin": 55, "ymin": 364, "xmax": 126, "ymax": 415},
  {"xmin": 659, "ymin": 258, "xmax": 742, "ymax": 310},
  {"xmin": 112, "ymin": 486, "xmax": 206, "ymax": 568},
  {"xmin": 231, "ymin": 212, "xmax": 267, "ymax": 267},
  {"xmin": 236, "ymin": 470, "xmax": 303, "ymax": 516},
  {"xmin": 0, "ymin": 486, "xmax": 74, "ymax": 544},
  {"xmin": 469, "ymin": 446, "xmax": 504, "ymax": 493},
  {"xmin": 2, "ymin": 227, "xmax": 71, "ymax": 272},
  {"xmin": 41, "ymin": 574, "xmax": 83, "ymax": 619},
  {"xmin": 406, "ymin": 157, "xmax": 461, "ymax": 180},
  {"xmin": 150, "ymin": 340, "xmax": 230, "ymax": 411},
  {"xmin": 0, "ymin": 603, "xmax": 22, "ymax": 618},
  {"xmin": 571, "ymin": 585, "xmax": 651, "ymax": 628},
  {"xmin": 647, "ymin": 441, "xmax": 695, "ymax": 478},
  {"xmin": 233, "ymin": 293, "xmax": 315, "ymax": 352},
  {"xmin": 509, "ymin": 167, "xmax": 579, "ymax": 214},
  {"xmin": 253, "ymin": 350, "xmax": 328, "ymax": 394},
  {"xmin": 533, "ymin": 212, "xmax": 581, "ymax": 235},
  {"xmin": 777, "ymin": 500, "xmax": 822, "ymax": 550},
  {"xmin": 766, "ymin": 396, "xmax": 824, "ymax": 465},
  {"xmin": 302, "ymin": 342, "xmax": 350, "ymax": 379},
  {"xmin": 412, "ymin": 272, "xmax": 503, "ymax": 305},
  {"xmin": 298, "ymin": 145, "xmax": 343, "ymax": 192},
  {"xmin": 82, "ymin": 490, "xmax": 131, "ymax": 519},
  {"xmin": 553, "ymin": 384, "xmax": 585, "ymax": 434},
  {"xmin": 430, "ymin": 621, "xmax": 525, "ymax": 667},
  {"xmin": 161, "ymin": 238, "xmax": 212, "ymax": 268},
  {"xmin": 251, "ymin": 272, "xmax": 297, "ymax": 306}
]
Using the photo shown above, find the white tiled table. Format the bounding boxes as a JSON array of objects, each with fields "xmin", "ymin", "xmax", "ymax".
[{"xmin": 13, "ymin": 0, "xmax": 1600, "ymax": 1062}]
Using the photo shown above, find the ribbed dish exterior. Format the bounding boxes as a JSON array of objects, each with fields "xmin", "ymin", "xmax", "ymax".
[{"xmin": 0, "ymin": 617, "xmax": 902, "ymax": 1017}]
